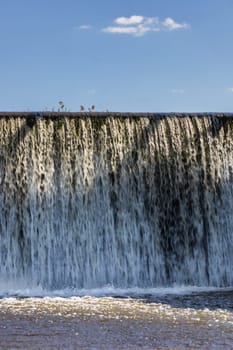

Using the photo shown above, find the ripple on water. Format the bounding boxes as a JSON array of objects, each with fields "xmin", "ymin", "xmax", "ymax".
[{"xmin": 0, "ymin": 289, "xmax": 233, "ymax": 349}]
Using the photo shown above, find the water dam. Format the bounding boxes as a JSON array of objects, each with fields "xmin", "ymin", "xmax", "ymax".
[{"xmin": 0, "ymin": 112, "xmax": 233, "ymax": 292}]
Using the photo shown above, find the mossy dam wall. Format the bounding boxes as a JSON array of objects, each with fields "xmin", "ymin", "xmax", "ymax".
[{"xmin": 0, "ymin": 112, "xmax": 233, "ymax": 291}]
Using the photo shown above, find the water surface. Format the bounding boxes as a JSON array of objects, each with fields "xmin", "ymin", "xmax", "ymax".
[{"xmin": 1, "ymin": 287, "xmax": 233, "ymax": 349}]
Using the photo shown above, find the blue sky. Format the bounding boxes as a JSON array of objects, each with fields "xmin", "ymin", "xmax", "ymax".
[{"xmin": 0, "ymin": 0, "xmax": 233, "ymax": 112}]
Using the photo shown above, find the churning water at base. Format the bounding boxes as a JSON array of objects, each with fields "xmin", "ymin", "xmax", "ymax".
[
  {"xmin": 1, "ymin": 290, "xmax": 233, "ymax": 350},
  {"xmin": 0, "ymin": 114, "xmax": 233, "ymax": 291}
]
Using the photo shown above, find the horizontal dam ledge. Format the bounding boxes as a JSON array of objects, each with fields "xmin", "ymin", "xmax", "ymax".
[{"xmin": 0, "ymin": 112, "xmax": 233, "ymax": 120}]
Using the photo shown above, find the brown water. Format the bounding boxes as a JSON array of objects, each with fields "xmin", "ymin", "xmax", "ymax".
[{"xmin": 1, "ymin": 289, "xmax": 233, "ymax": 349}]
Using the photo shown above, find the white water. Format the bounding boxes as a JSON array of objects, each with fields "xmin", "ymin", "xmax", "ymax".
[
  {"xmin": 1, "ymin": 291, "xmax": 233, "ymax": 350},
  {"xmin": 0, "ymin": 115, "xmax": 233, "ymax": 292}
]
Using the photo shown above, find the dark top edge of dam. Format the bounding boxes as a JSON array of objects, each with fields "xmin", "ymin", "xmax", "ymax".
[{"xmin": 0, "ymin": 112, "xmax": 233, "ymax": 120}]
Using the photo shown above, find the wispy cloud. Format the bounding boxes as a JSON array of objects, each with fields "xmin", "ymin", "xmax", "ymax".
[
  {"xmin": 78, "ymin": 25, "xmax": 92, "ymax": 30},
  {"xmin": 171, "ymin": 89, "xmax": 185, "ymax": 94},
  {"xmin": 102, "ymin": 24, "xmax": 159, "ymax": 36},
  {"xmin": 228, "ymin": 87, "xmax": 233, "ymax": 93},
  {"xmin": 88, "ymin": 89, "xmax": 96, "ymax": 95},
  {"xmin": 102, "ymin": 15, "xmax": 190, "ymax": 37},
  {"xmin": 162, "ymin": 18, "xmax": 189, "ymax": 31}
]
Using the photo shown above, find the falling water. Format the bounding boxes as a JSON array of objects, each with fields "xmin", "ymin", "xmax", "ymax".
[{"xmin": 0, "ymin": 113, "xmax": 233, "ymax": 291}]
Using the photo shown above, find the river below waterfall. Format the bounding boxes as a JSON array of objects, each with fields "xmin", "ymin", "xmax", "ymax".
[{"xmin": 0, "ymin": 288, "xmax": 233, "ymax": 349}]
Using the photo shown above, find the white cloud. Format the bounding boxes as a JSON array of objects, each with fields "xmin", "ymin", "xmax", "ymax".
[
  {"xmin": 163, "ymin": 17, "xmax": 189, "ymax": 31},
  {"xmin": 102, "ymin": 26, "xmax": 139, "ymax": 35},
  {"xmin": 115, "ymin": 15, "xmax": 144, "ymax": 25},
  {"xmin": 102, "ymin": 24, "xmax": 159, "ymax": 37},
  {"xmin": 228, "ymin": 88, "xmax": 233, "ymax": 93},
  {"xmin": 79, "ymin": 25, "xmax": 92, "ymax": 30},
  {"xmin": 102, "ymin": 15, "xmax": 190, "ymax": 37}
]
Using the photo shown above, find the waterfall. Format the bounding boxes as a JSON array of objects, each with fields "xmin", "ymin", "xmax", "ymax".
[{"xmin": 0, "ymin": 114, "xmax": 233, "ymax": 290}]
